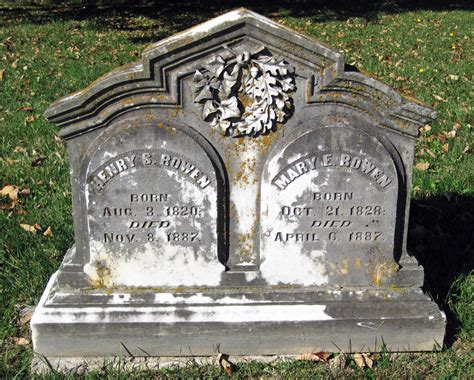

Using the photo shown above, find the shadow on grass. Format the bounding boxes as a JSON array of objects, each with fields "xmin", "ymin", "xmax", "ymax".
[
  {"xmin": 408, "ymin": 194, "xmax": 474, "ymax": 346},
  {"xmin": 1, "ymin": 1, "xmax": 473, "ymax": 44}
]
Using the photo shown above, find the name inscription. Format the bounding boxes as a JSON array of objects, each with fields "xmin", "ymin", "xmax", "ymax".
[
  {"xmin": 272, "ymin": 152, "xmax": 393, "ymax": 190},
  {"xmin": 88, "ymin": 149, "xmax": 212, "ymax": 193}
]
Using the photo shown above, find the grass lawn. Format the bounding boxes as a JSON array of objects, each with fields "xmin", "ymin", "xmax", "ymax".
[{"xmin": 0, "ymin": 1, "xmax": 472, "ymax": 378}]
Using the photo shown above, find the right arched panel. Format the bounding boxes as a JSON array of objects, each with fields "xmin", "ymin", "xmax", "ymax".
[{"xmin": 260, "ymin": 125, "xmax": 399, "ymax": 286}]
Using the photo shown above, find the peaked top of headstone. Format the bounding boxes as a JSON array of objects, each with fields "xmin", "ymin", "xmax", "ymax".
[{"xmin": 45, "ymin": 8, "xmax": 435, "ymax": 139}]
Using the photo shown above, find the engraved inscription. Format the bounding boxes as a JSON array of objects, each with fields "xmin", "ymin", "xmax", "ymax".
[
  {"xmin": 272, "ymin": 152, "xmax": 393, "ymax": 190},
  {"xmin": 88, "ymin": 150, "xmax": 215, "ymax": 250},
  {"xmin": 88, "ymin": 149, "xmax": 212, "ymax": 193}
]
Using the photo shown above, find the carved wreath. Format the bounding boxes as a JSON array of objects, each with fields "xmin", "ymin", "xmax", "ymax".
[{"xmin": 193, "ymin": 47, "xmax": 296, "ymax": 137}]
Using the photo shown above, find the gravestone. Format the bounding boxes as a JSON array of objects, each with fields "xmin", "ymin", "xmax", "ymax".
[{"xmin": 32, "ymin": 9, "xmax": 446, "ymax": 363}]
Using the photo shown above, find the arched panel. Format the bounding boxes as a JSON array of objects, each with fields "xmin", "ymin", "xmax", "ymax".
[
  {"xmin": 260, "ymin": 124, "xmax": 399, "ymax": 286},
  {"xmin": 82, "ymin": 118, "xmax": 226, "ymax": 288}
]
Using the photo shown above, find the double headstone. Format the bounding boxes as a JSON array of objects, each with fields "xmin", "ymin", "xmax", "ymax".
[{"xmin": 32, "ymin": 9, "xmax": 445, "ymax": 360}]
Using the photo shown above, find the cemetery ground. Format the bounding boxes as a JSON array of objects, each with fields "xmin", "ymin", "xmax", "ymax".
[{"xmin": 0, "ymin": 2, "xmax": 472, "ymax": 377}]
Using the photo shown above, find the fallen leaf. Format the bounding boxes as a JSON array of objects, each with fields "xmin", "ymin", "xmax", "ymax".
[
  {"xmin": 416, "ymin": 162, "xmax": 430, "ymax": 171},
  {"xmin": 218, "ymin": 353, "xmax": 235, "ymax": 375},
  {"xmin": 20, "ymin": 224, "xmax": 37, "ymax": 233},
  {"xmin": 442, "ymin": 143, "xmax": 449, "ymax": 152},
  {"xmin": 19, "ymin": 105, "xmax": 33, "ymax": 111},
  {"xmin": 43, "ymin": 226, "xmax": 53, "ymax": 237},
  {"xmin": 299, "ymin": 351, "xmax": 330, "ymax": 362},
  {"xmin": 353, "ymin": 353, "xmax": 366, "ymax": 368},
  {"xmin": 420, "ymin": 125, "xmax": 431, "ymax": 133},
  {"xmin": 1, "ymin": 185, "xmax": 19, "ymax": 202},
  {"xmin": 364, "ymin": 354, "xmax": 373, "ymax": 369},
  {"xmin": 446, "ymin": 129, "xmax": 456, "ymax": 138},
  {"xmin": 33, "ymin": 223, "xmax": 42, "ymax": 231},
  {"xmin": 14, "ymin": 337, "xmax": 30, "ymax": 346},
  {"xmin": 0, "ymin": 69, "xmax": 4, "ymax": 80},
  {"xmin": 25, "ymin": 115, "xmax": 36, "ymax": 124},
  {"xmin": 31, "ymin": 156, "xmax": 46, "ymax": 167},
  {"xmin": 19, "ymin": 188, "xmax": 30, "ymax": 195},
  {"xmin": 11, "ymin": 60, "xmax": 18, "ymax": 69},
  {"xmin": 433, "ymin": 94, "xmax": 447, "ymax": 102},
  {"xmin": 0, "ymin": 185, "xmax": 19, "ymax": 209}
]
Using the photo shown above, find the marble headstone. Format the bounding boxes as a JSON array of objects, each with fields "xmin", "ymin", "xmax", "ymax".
[{"xmin": 32, "ymin": 9, "xmax": 446, "ymax": 361}]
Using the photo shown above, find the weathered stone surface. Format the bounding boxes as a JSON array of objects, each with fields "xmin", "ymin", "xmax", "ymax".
[{"xmin": 32, "ymin": 8, "xmax": 445, "ymax": 365}]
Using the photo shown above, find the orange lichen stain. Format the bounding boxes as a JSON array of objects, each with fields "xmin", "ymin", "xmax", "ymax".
[
  {"xmin": 371, "ymin": 261, "xmax": 399, "ymax": 286},
  {"xmin": 340, "ymin": 258, "xmax": 349, "ymax": 275},
  {"xmin": 89, "ymin": 260, "xmax": 112, "ymax": 289},
  {"xmin": 354, "ymin": 257, "xmax": 362, "ymax": 270}
]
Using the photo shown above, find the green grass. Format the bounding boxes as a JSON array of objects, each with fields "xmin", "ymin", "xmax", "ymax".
[{"xmin": 0, "ymin": 2, "xmax": 473, "ymax": 378}]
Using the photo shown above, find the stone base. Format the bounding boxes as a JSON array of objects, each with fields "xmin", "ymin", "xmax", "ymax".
[{"xmin": 32, "ymin": 272, "xmax": 446, "ymax": 361}]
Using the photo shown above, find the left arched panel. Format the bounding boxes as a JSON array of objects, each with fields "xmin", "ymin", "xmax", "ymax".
[{"xmin": 81, "ymin": 118, "xmax": 226, "ymax": 288}]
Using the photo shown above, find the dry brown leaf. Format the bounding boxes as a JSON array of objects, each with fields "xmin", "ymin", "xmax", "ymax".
[
  {"xmin": 0, "ymin": 69, "xmax": 4, "ymax": 81},
  {"xmin": 420, "ymin": 125, "xmax": 431, "ymax": 133},
  {"xmin": 14, "ymin": 337, "xmax": 30, "ymax": 346},
  {"xmin": 433, "ymin": 94, "xmax": 447, "ymax": 102},
  {"xmin": 364, "ymin": 354, "xmax": 373, "ymax": 369},
  {"xmin": 1, "ymin": 185, "xmax": 18, "ymax": 202},
  {"xmin": 33, "ymin": 223, "xmax": 42, "ymax": 231},
  {"xmin": 0, "ymin": 185, "xmax": 19, "ymax": 209},
  {"xmin": 446, "ymin": 129, "xmax": 456, "ymax": 138},
  {"xmin": 299, "ymin": 351, "xmax": 330, "ymax": 362},
  {"xmin": 43, "ymin": 226, "xmax": 53, "ymax": 237},
  {"xmin": 19, "ymin": 188, "xmax": 30, "ymax": 195},
  {"xmin": 11, "ymin": 60, "xmax": 18, "ymax": 69},
  {"xmin": 416, "ymin": 162, "xmax": 430, "ymax": 171},
  {"xmin": 218, "ymin": 353, "xmax": 234, "ymax": 375},
  {"xmin": 353, "ymin": 353, "xmax": 366, "ymax": 368},
  {"xmin": 19, "ymin": 105, "xmax": 33, "ymax": 111},
  {"xmin": 442, "ymin": 143, "xmax": 449, "ymax": 152},
  {"xmin": 25, "ymin": 115, "xmax": 36, "ymax": 124},
  {"xmin": 20, "ymin": 224, "xmax": 37, "ymax": 233}
]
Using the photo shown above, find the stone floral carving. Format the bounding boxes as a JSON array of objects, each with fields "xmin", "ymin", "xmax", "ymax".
[{"xmin": 193, "ymin": 47, "xmax": 296, "ymax": 137}]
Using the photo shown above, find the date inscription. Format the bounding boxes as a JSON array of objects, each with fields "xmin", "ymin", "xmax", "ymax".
[
  {"xmin": 98, "ymin": 192, "xmax": 204, "ymax": 246},
  {"xmin": 273, "ymin": 192, "xmax": 386, "ymax": 244}
]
